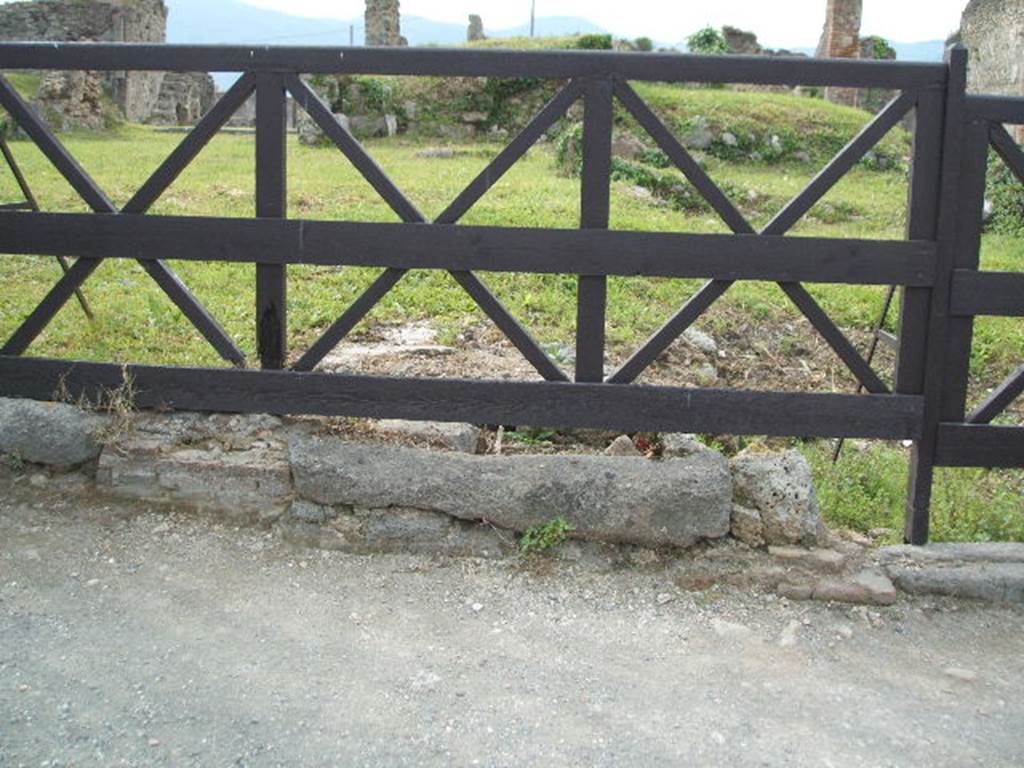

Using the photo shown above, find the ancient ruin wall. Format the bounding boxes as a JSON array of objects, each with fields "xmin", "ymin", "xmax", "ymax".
[
  {"xmin": 365, "ymin": 0, "xmax": 403, "ymax": 46},
  {"xmin": 816, "ymin": 0, "xmax": 863, "ymax": 107},
  {"xmin": 467, "ymin": 15, "xmax": 485, "ymax": 43},
  {"xmin": 0, "ymin": 0, "xmax": 167, "ymax": 122},
  {"xmin": 961, "ymin": 0, "xmax": 1024, "ymax": 98}
]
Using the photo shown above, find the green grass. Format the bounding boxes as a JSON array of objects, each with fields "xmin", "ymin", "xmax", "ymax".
[
  {"xmin": 0, "ymin": 125, "xmax": 923, "ymax": 366},
  {"xmin": 0, "ymin": 118, "xmax": 1020, "ymax": 542},
  {"xmin": 805, "ymin": 441, "xmax": 1024, "ymax": 544}
]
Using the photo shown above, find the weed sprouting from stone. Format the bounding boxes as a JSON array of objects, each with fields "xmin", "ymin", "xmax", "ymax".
[{"xmin": 519, "ymin": 517, "xmax": 576, "ymax": 555}]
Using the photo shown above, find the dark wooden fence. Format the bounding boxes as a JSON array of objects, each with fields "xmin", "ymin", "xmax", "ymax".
[{"xmin": 0, "ymin": 43, "xmax": 1019, "ymax": 543}]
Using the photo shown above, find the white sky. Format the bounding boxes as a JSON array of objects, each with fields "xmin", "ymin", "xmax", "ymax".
[{"xmin": 240, "ymin": 0, "xmax": 968, "ymax": 46}]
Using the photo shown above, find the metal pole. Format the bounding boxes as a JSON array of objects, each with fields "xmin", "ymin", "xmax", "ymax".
[
  {"xmin": 0, "ymin": 134, "xmax": 93, "ymax": 320},
  {"xmin": 530, "ymin": 0, "xmax": 536, "ymax": 37}
]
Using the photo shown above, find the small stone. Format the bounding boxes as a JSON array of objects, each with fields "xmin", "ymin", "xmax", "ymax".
[
  {"xmin": 776, "ymin": 581, "xmax": 813, "ymax": 601},
  {"xmin": 778, "ymin": 619, "xmax": 801, "ymax": 647},
  {"xmin": 148, "ymin": 738, "xmax": 161, "ymax": 747},
  {"xmin": 29, "ymin": 473, "xmax": 49, "ymax": 487},
  {"xmin": 375, "ymin": 419, "xmax": 481, "ymax": 454},
  {"xmin": 869, "ymin": 527, "xmax": 896, "ymax": 539},
  {"xmin": 415, "ymin": 147, "xmax": 457, "ymax": 159},
  {"xmin": 720, "ymin": 131, "xmax": 738, "ymax": 147},
  {"xmin": 655, "ymin": 592, "xmax": 675, "ymax": 605},
  {"xmin": 661, "ymin": 433, "xmax": 709, "ymax": 458},
  {"xmin": 85, "ymin": 579, "xmax": 100, "ymax": 587},
  {"xmin": 710, "ymin": 618, "xmax": 752, "ymax": 640},
  {"xmin": 683, "ymin": 328, "xmax": 718, "ymax": 356},
  {"xmin": 605, "ymin": 435, "xmax": 641, "ymax": 457},
  {"xmin": 834, "ymin": 623, "xmax": 854, "ymax": 640},
  {"xmin": 682, "ymin": 116, "xmax": 713, "ymax": 150},
  {"xmin": 694, "ymin": 363, "xmax": 718, "ymax": 386},
  {"xmin": 943, "ymin": 667, "xmax": 977, "ymax": 682},
  {"xmin": 17, "ymin": 684, "xmax": 29, "ymax": 693},
  {"xmin": 769, "ymin": 546, "xmax": 846, "ymax": 573},
  {"xmin": 151, "ymin": 522, "xmax": 171, "ymax": 535},
  {"xmin": 611, "ymin": 132, "xmax": 646, "ymax": 161},
  {"xmin": 471, "ymin": 602, "xmax": 483, "ymax": 613},
  {"xmin": 731, "ymin": 504, "xmax": 765, "ymax": 548},
  {"xmin": 813, "ymin": 570, "xmax": 897, "ymax": 606}
]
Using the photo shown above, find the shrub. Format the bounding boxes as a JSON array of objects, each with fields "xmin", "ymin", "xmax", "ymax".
[
  {"xmin": 576, "ymin": 34, "xmax": 613, "ymax": 50},
  {"xmin": 687, "ymin": 26, "xmax": 730, "ymax": 55},
  {"xmin": 634, "ymin": 37, "xmax": 654, "ymax": 52},
  {"xmin": 985, "ymin": 148, "xmax": 1024, "ymax": 237}
]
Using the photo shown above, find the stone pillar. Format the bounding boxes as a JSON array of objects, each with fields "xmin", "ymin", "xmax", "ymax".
[
  {"xmin": 816, "ymin": 0, "xmax": 863, "ymax": 107},
  {"xmin": 467, "ymin": 15, "xmax": 485, "ymax": 42},
  {"xmin": 365, "ymin": 0, "xmax": 402, "ymax": 47}
]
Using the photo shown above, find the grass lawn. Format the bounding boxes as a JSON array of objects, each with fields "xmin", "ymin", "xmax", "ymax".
[{"xmin": 0, "ymin": 121, "xmax": 1021, "ymax": 542}]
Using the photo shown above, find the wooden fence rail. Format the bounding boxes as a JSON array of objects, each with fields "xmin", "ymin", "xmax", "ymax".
[{"xmin": 0, "ymin": 42, "xmax": 1019, "ymax": 544}]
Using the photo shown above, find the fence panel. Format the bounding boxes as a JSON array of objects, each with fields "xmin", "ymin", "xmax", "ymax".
[{"xmin": 0, "ymin": 42, "xmax": 1017, "ymax": 543}]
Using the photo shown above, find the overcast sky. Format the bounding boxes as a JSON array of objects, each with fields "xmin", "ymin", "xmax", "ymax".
[{"xmin": 241, "ymin": 0, "xmax": 967, "ymax": 46}]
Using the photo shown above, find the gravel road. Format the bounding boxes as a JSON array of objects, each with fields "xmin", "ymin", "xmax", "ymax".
[{"xmin": 1, "ymin": 475, "xmax": 1022, "ymax": 767}]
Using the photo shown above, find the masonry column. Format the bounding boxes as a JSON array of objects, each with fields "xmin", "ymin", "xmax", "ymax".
[
  {"xmin": 365, "ymin": 0, "xmax": 403, "ymax": 46},
  {"xmin": 816, "ymin": 0, "xmax": 863, "ymax": 107}
]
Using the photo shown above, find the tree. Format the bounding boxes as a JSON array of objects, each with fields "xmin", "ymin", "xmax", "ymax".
[{"xmin": 687, "ymin": 26, "xmax": 729, "ymax": 55}]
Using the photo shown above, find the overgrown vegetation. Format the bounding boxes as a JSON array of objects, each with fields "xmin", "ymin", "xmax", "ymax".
[
  {"xmin": 686, "ymin": 26, "xmax": 730, "ymax": 55},
  {"xmin": 986, "ymin": 149, "xmax": 1024, "ymax": 237},
  {"xmin": 519, "ymin": 517, "xmax": 576, "ymax": 554},
  {"xmin": 805, "ymin": 442, "xmax": 1024, "ymax": 543}
]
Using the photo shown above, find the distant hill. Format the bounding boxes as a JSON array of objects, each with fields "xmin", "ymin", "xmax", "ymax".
[
  {"xmin": 165, "ymin": 0, "xmax": 605, "ymax": 47},
  {"xmin": 794, "ymin": 40, "xmax": 945, "ymax": 61}
]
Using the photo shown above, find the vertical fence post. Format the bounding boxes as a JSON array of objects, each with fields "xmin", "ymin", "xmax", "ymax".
[
  {"xmin": 256, "ymin": 73, "xmax": 288, "ymax": 370},
  {"xmin": 903, "ymin": 46, "xmax": 969, "ymax": 545},
  {"xmin": 940, "ymin": 117, "xmax": 991, "ymax": 422},
  {"xmin": 896, "ymin": 86, "xmax": 945, "ymax": 395},
  {"xmin": 575, "ymin": 77, "xmax": 613, "ymax": 383}
]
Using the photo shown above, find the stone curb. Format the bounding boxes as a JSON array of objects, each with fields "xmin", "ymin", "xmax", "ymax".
[{"xmin": 6, "ymin": 397, "xmax": 1021, "ymax": 605}]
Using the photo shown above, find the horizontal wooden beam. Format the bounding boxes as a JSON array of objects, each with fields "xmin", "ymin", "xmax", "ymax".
[
  {"xmin": 950, "ymin": 270, "xmax": 1024, "ymax": 316},
  {"xmin": 965, "ymin": 95, "xmax": 1024, "ymax": 124},
  {"xmin": 0, "ymin": 356, "xmax": 925, "ymax": 439},
  {"xmin": 0, "ymin": 212, "xmax": 937, "ymax": 286},
  {"xmin": 935, "ymin": 424, "xmax": 1024, "ymax": 468},
  {"xmin": 0, "ymin": 43, "xmax": 948, "ymax": 88}
]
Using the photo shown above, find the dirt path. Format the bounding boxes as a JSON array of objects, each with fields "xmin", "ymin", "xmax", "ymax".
[{"xmin": 1, "ymin": 480, "xmax": 1022, "ymax": 767}]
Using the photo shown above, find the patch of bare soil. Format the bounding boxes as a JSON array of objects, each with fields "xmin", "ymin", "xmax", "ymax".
[{"xmin": 310, "ymin": 309, "xmax": 1020, "ymax": 433}]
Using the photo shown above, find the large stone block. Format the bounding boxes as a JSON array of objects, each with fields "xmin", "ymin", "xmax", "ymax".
[
  {"xmin": 282, "ymin": 500, "xmax": 511, "ymax": 557},
  {"xmin": 0, "ymin": 397, "xmax": 108, "ymax": 467},
  {"xmin": 289, "ymin": 436, "xmax": 732, "ymax": 548},
  {"xmin": 96, "ymin": 413, "xmax": 292, "ymax": 523},
  {"xmin": 888, "ymin": 564, "xmax": 1024, "ymax": 604},
  {"xmin": 731, "ymin": 449, "xmax": 826, "ymax": 547}
]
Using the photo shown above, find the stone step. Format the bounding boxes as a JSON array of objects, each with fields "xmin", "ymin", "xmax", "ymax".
[{"xmin": 887, "ymin": 563, "xmax": 1024, "ymax": 604}]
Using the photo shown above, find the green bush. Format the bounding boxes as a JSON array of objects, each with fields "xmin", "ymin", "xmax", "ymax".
[
  {"xmin": 986, "ymin": 149, "xmax": 1024, "ymax": 236},
  {"xmin": 634, "ymin": 37, "xmax": 654, "ymax": 52},
  {"xmin": 610, "ymin": 157, "xmax": 741, "ymax": 213},
  {"xmin": 687, "ymin": 26, "xmax": 730, "ymax": 55},
  {"xmin": 576, "ymin": 34, "xmax": 613, "ymax": 50},
  {"xmin": 554, "ymin": 121, "xmax": 584, "ymax": 175}
]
